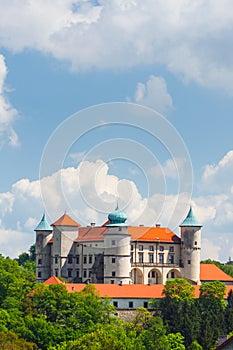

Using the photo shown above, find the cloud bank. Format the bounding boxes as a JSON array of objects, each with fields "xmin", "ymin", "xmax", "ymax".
[{"xmin": 0, "ymin": 1, "xmax": 233, "ymax": 93}]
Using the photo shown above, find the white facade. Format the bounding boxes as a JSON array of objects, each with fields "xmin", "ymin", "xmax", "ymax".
[{"xmin": 35, "ymin": 207, "xmax": 202, "ymax": 285}]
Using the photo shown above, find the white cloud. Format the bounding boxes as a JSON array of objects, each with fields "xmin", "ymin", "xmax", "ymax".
[
  {"xmin": 0, "ymin": 54, "xmax": 19, "ymax": 148},
  {"xmin": 202, "ymin": 150, "xmax": 233, "ymax": 193},
  {"xmin": 1, "ymin": 1, "xmax": 233, "ymax": 92},
  {"xmin": 131, "ymin": 76, "xmax": 174, "ymax": 115}
]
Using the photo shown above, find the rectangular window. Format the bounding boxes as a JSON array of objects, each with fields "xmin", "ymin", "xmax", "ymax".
[
  {"xmin": 168, "ymin": 255, "xmax": 174, "ymax": 264},
  {"xmin": 76, "ymin": 255, "xmax": 80, "ymax": 264},
  {"xmin": 68, "ymin": 256, "xmax": 72, "ymax": 264},
  {"xmin": 159, "ymin": 254, "xmax": 164, "ymax": 264},
  {"xmin": 113, "ymin": 301, "xmax": 118, "ymax": 307},
  {"xmin": 38, "ymin": 258, "xmax": 42, "ymax": 265},
  {"xmin": 55, "ymin": 256, "xmax": 58, "ymax": 264},
  {"xmin": 195, "ymin": 241, "xmax": 197, "ymax": 245},
  {"xmin": 159, "ymin": 246, "xmax": 164, "ymax": 252},
  {"xmin": 169, "ymin": 246, "xmax": 174, "ymax": 253},
  {"xmin": 112, "ymin": 257, "xmax": 116, "ymax": 263},
  {"xmin": 112, "ymin": 271, "xmax": 116, "ymax": 277},
  {"xmin": 151, "ymin": 271, "xmax": 155, "ymax": 278},
  {"xmin": 188, "ymin": 260, "xmax": 191, "ymax": 264},
  {"xmin": 112, "ymin": 240, "xmax": 116, "ymax": 246},
  {"xmin": 76, "ymin": 270, "xmax": 79, "ymax": 278},
  {"xmin": 89, "ymin": 255, "xmax": 93, "ymax": 264},
  {"xmin": 130, "ymin": 252, "xmax": 134, "ymax": 263},
  {"xmin": 83, "ymin": 270, "xmax": 87, "ymax": 278},
  {"xmin": 139, "ymin": 245, "xmax": 143, "ymax": 251},
  {"xmin": 129, "ymin": 301, "xmax": 133, "ymax": 308},
  {"xmin": 131, "ymin": 245, "xmax": 134, "ymax": 251},
  {"xmin": 38, "ymin": 271, "xmax": 41, "ymax": 278},
  {"xmin": 68, "ymin": 270, "xmax": 72, "ymax": 278},
  {"xmin": 55, "ymin": 269, "xmax": 58, "ymax": 277},
  {"xmin": 83, "ymin": 255, "xmax": 87, "ymax": 264},
  {"xmin": 149, "ymin": 245, "xmax": 154, "ymax": 251},
  {"xmin": 171, "ymin": 271, "xmax": 175, "ymax": 278},
  {"xmin": 144, "ymin": 302, "xmax": 148, "ymax": 308},
  {"xmin": 111, "ymin": 280, "xmax": 115, "ymax": 284},
  {"xmin": 149, "ymin": 253, "xmax": 154, "ymax": 263},
  {"xmin": 89, "ymin": 270, "xmax": 92, "ymax": 278},
  {"xmin": 138, "ymin": 252, "xmax": 144, "ymax": 263}
]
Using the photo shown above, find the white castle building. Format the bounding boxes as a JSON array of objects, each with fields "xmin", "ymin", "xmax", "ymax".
[{"xmin": 35, "ymin": 206, "xmax": 202, "ymax": 285}]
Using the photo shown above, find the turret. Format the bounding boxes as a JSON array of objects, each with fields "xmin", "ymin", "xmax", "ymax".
[
  {"xmin": 180, "ymin": 207, "xmax": 202, "ymax": 284},
  {"xmin": 104, "ymin": 206, "xmax": 131, "ymax": 284},
  {"xmin": 35, "ymin": 214, "xmax": 53, "ymax": 282},
  {"xmin": 51, "ymin": 213, "xmax": 80, "ymax": 280}
]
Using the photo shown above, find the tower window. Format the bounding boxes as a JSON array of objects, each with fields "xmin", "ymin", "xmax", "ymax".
[
  {"xmin": 188, "ymin": 260, "xmax": 191, "ymax": 264},
  {"xmin": 55, "ymin": 269, "xmax": 58, "ymax": 277},
  {"xmin": 112, "ymin": 257, "xmax": 116, "ymax": 263},
  {"xmin": 195, "ymin": 241, "xmax": 197, "ymax": 245},
  {"xmin": 38, "ymin": 258, "xmax": 42, "ymax": 265},
  {"xmin": 38, "ymin": 271, "xmax": 41, "ymax": 278},
  {"xmin": 55, "ymin": 256, "xmax": 58, "ymax": 264},
  {"xmin": 112, "ymin": 271, "xmax": 116, "ymax": 277}
]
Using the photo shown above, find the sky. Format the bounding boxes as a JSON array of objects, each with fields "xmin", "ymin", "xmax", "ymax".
[{"xmin": 1, "ymin": 0, "xmax": 233, "ymax": 261}]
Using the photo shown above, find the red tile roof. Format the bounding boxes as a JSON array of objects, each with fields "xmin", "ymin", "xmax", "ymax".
[
  {"xmin": 43, "ymin": 277, "xmax": 233, "ymax": 299},
  {"xmin": 51, "ymin": 214, "xmax": 80, "ymax": 227},
  {"xmin": 73, "ymin": 225, "xmax": 180, "ymax": 243},
  {"xmin": 200, "ymin": 264, "xmax": 233, "ymax": 282}
]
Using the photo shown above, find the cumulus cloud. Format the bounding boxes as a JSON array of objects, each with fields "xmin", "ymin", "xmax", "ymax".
[
  {"xmin": 0, "ymin": 54, "xmax": 19, "ymax": 148},
  {"xmin": 202, "ymin": 150, "xmax": 233, "ymax": 193},
  {"xmin": 131, "ymin": 76, "xmax": 174, "ymax": 115},
  {"xmin": 0, "ymin": 1, "xmax": 233, "ymax": 93}
]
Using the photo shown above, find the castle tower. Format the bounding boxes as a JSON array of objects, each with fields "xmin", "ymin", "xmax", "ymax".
[
  {"xmin": 35, "ymin": 214, "xmax": 53, "ymax": 282},
  {"xmin": 51, "ymin": 213, "xmax": 80, "ymax": 280},
  {"xmin": 104, "ymin": 207, "xmax": 131, "ymax": 284},
  {"xmin": 180, "ymin": 207, "xmax": 202, "ymax": 284}
]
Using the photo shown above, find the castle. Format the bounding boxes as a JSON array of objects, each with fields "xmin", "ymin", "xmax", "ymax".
[{"xmin": 35, "ymin": 206, "xmax": 202, "ymax": 285}]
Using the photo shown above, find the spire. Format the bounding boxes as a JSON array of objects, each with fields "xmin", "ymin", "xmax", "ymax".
[
  {"xmin": 34, "ymin": 213, "xmax": 52, "ymax": 231},
  {"xmin": 180, "ymin": 206, "xmax": 202, "ymax": 227}
]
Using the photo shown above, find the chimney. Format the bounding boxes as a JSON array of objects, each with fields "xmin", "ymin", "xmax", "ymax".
[
  {"xmin": 156, "ymin": 224, "xmax": 161, "ymax": 228},
  {"xmin": 90, "ymin": 222, "xmax": 95, "ymax": 227}
]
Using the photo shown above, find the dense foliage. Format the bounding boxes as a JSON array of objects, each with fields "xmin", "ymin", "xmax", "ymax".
[{"xmin": 0, "ymin": 251, "xmax": 233, "ymax": 349}]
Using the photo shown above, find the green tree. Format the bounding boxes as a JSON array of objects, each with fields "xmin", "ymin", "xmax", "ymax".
[
  {"xmin": 199, "ymin": 280, "xmax": 226, "ymax": 301},
  {"xmin": 162, "ymin": 278, "xmax": 195, "ymax": 301},
  {"xmin": 0, "ymin": 331, "xmax": 37, "ymax": 350}
]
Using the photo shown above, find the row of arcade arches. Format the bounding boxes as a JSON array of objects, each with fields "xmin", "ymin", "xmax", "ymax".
[{"xmin": 131, "ymin": 268, "xmax": 181, "ymax": 284}]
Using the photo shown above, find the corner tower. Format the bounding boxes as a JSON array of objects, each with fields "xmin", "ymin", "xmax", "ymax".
[
  {"xmin": 180, "ymin": 207, "xmax": 202, "ymax": 284},
  {"xmin": 35, "ymin": 214, "xmax": 53, "ymax": 282},
  {"xmin": 104, "ymin": 207, "xmax": 131, "ymax": 284}
]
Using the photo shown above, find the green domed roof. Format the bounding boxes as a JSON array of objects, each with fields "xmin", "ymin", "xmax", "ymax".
[
  {"xmin": 107, "ymin": 206, "xmax": 127, "ymax": 226},
  {"xmin": 35, "ymin": 214, "xmax": 52, "ymax": 231},
  {"xmin": 180, "ymin": 207, "xmax": 202, "ymax": 227}
]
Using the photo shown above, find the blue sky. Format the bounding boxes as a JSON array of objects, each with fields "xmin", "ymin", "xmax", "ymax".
[{"xmin": 1, "ymin": 1, "xmax": 233, "ymax": 261}]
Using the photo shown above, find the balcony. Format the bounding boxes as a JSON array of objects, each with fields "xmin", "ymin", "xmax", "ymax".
[{"xmin": 131, "ymin": 262, "xmax": 180, "ymax": 268}]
